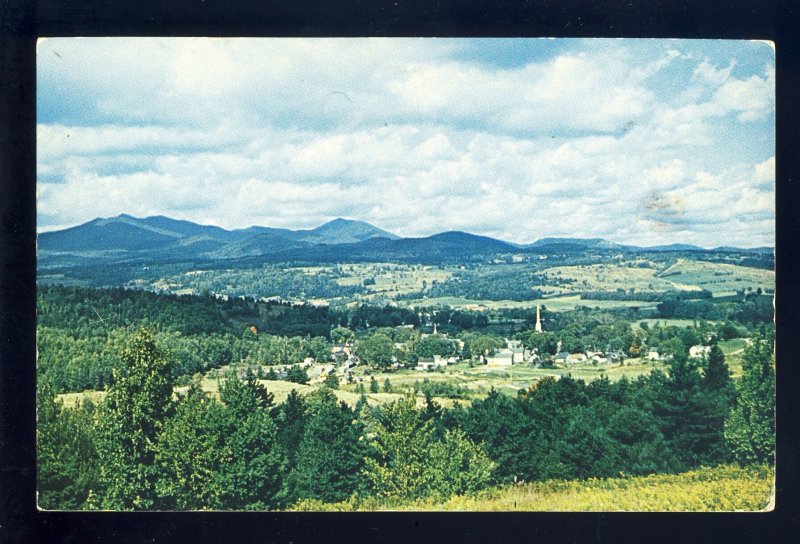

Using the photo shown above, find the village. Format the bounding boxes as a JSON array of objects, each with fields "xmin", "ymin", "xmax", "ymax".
[{"xmin": 217, "ymin": 303, "xmax": 723, "ymax": 403}]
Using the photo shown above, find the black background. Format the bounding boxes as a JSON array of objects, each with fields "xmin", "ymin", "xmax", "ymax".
[{"xmin": 1, "ymin": 1, "xmax": 798, "ymax": 542}]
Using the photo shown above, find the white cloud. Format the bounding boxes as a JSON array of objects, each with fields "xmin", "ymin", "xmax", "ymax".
[
  {"xmin": 754, "ymin": 156, "xmax": 775, "ymax": 187},
  {"xmin": 693, "ymin": 59, "xmax": 736, "ymax": 86},
  {"xmin": 36, "ymin": 39, "xmax": 775, "ymax": 248},
  {"xmin": 712, "ymin": 67, "xmax": 774, "ymax": 122}
]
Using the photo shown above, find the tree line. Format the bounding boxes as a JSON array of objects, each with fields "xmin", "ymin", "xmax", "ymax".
[{"xmin": 38, "ymin": 285, "xmax": 769, "ymax": 393}]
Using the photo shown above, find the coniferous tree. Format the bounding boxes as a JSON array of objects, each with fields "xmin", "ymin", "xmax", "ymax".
[
  {"xmin": 155, "ymin": 381, "xmax": 225, "ymax": 509},
  {"xmin": 275, "ymin": 389, "xmax": 307, "ymax": 468},
  {"xmin": 324, "ymin": 371, "xmax": 340, "ymax": 389},
  {"xmin": 286, "ymin": 365, "xmax": 309, "ymax": 385},
  {"xmin": 286, "ymin": 390, "xmax": 368, "ymax": 503},
  {"xmin": 460, "ymin": 388, "xmax": 541, "ymax": 482},
  {"xmin": 214, "ymin": 375, "xmax": 286, "ymax": 509},
  {"xmin": 652, "ymin": 351, "xmax": 722, "ymax": 469},
  {"xmin": 95, "ymin": 328, "xmax": 173, "ymax": 510},
  {"xmin": 220, "ymin": 372, "xmax": 274, "ymax": 418},
  {"xmin": 364, "ymin": 395, "xmax": 493, "ymax": 501},
  {"xmin": 354, "ymin": 391, "xmax": 370, "ymax": 414},
  {"xmin": 554, "ymin": 406, "xmax": 619, "ymax": 479},
  {"xmin": 605, "ymin": 405, "xmax": 675, "ymax": 475},
  {"xmin": 700, "ymin": 343, "xmax": 735, "ymax": 461}
]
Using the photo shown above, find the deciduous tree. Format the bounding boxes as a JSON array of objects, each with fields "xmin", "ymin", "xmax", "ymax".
[{"xmin": 726, "ymin": 334, "xmax": 775, "ymax": 465}]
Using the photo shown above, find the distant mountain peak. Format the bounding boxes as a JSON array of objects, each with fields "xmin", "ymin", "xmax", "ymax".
[
  {"xmin": 301, "ymin": 217, "xmax": 399, "ymax": 244},
  {"xmin": 527, "ymin": 237, "xmax": 624, "ymax": 250},
  {"xmin": 315, "ymin": 217, "xmax": 358, "ymax": 229}
]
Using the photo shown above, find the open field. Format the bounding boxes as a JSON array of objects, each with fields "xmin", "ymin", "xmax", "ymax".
[
  {"xmin": 636, "ymin": 318, "xmax": 709, "ymax": 329},
  {"xmin": 57, "ymin": 389, "xmax": 107, "ymax": 409},
  {"xmin": 55, "ymin": 356, "xmax": 672, "ymax": 410},
  {"xmin": 539, "ymin": 261, "xmax": 680, "ymax": 292},
  {"xmin": 292, "ymin": 465, "xmax": 774, "ymax": 511},
  {"xmin": 405, "ymin": 295, "xmax": 658, "ymax": 312},
  {"xmin": 331, "ymin": 263, "xmax": 453, "ymax": 297},
  {"xmin": 663, "ymin": 259, "xmax": 774, "ymax": 294},
  {"xmin": 57, "ymin": 375, "xmax": 443, "ymax": 410},
  {"xmin": 536, "ymin": 259, "xmax": 774, "ymax": 296},
  {"xmin": 718, "ymin": 338, "xmax": 749, "ymax": 378},
  {"xmin": 36, "ymin": 274, "xmax": 91, "ymax": 287},
  {"xmin": 56, "ymin": 336, "xmax": 748, "ymax": 409},
  {"xmin": 341, "ymin": 359, "xmax": 671, "ymax": 402}
]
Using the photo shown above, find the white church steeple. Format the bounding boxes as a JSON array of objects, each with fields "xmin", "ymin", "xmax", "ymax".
[{"xmin": 535, "ymin": 304, "xmax": 542, "ymax": 333}]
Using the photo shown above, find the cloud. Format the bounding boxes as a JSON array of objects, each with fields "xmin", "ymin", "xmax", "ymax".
[{"xmin": 36, "ymin": 39, "xmax": 775, "ymax": 248}]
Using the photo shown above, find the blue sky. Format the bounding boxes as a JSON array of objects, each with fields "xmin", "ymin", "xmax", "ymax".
[{"xmin": 36, "ymin": 38, "xmax": 774, "ymax": 247}]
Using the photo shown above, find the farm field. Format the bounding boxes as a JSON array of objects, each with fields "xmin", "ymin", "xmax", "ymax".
[
  {"xmin": 118, "ymin": 257, "xmax": 774, "ymax": 312},
  {"xmin": 539, "ymin": 261, "xmax": 680, "ymax": 292},
  {"xmin": 331, "ymin": 263, "xmax": 453, "ymax": 296},
  {"xmin": 292, "ymin": 465, "xmax": 774, "ymax": 511},
  {"xmin": 536, "ymin": 259, "xmax": 774, "ymax": 296},
  {"xmin": 56, "ymin": 357, "xmax": 673, "ymax": 410},
  {"xmin": 404, "ymin": 295, "xmax": 658, "ymax": 312},
  {"xmin": 662, "ymin": 259, "xmax": 775, "ymax": 294}
]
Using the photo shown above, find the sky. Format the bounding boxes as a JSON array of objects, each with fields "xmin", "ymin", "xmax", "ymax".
[{"xmin": 36, "ymin": 38, "xmax": 775, "ymax": 247}]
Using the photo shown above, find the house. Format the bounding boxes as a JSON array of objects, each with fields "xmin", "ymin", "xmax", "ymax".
[
  {"xmin": 416, "ymin": 355, "xmax": 448, "ymax": 371},
  {"xmin": 554, "ymin": 352, "xmax": 570, "ymax": 365},
  {"xmin": 689, "ymin": 345, "xmax": 711, "ymax": 359},
  {"xmin": 566, "ymin": 353, "xmax": 588, "ymax": 364},
  {"xmin": 607, "ymin": 350, "xmax": 626, "ymax": 363},
  {"xmin": 331, "ymin": 344, "xmax": 355, "ymax": 364},
  {"xmin": 416, "ymin": 357, "xmax": 436, "ymax": 371},
  {"xmin": 487, "ymin": 348, "xmax": 516, "ymax": 366},
  {"xmin": 510, "ymin": 345, "xmax": 527, "ymax": 363},
  {"xmin": 648, "ymin": 348, "xmax": 661, "ymax": 361}
]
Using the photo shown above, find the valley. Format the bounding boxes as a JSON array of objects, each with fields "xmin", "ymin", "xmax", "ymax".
[{"xmin": 36, "ymin": 214, "xmax": 776, "ymax": 513}]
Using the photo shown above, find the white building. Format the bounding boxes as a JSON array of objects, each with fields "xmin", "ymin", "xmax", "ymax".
[{"xmin": 689, "ymin": 345, "xmax": 711, "ymax": 359}]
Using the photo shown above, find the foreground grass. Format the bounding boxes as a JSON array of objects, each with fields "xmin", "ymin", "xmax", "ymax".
[{"xmin": 291, "ymin": 465, "xmax": 774, "ymax": 512}]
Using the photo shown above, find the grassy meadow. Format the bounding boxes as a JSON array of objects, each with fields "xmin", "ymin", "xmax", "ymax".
[{"xmin": 291, "ymin": 465, "xmax": 774, "ymax": 512}]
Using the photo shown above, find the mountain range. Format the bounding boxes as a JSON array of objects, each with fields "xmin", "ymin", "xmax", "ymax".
[{"xmin": 37, "ymin": 214, "xmax": 773, "ymax": 270}]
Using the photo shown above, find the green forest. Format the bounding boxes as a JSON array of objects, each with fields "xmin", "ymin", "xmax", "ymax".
[{"xmin": 37, "ymin": 285, "xmax": 775, "ymax": 511}]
